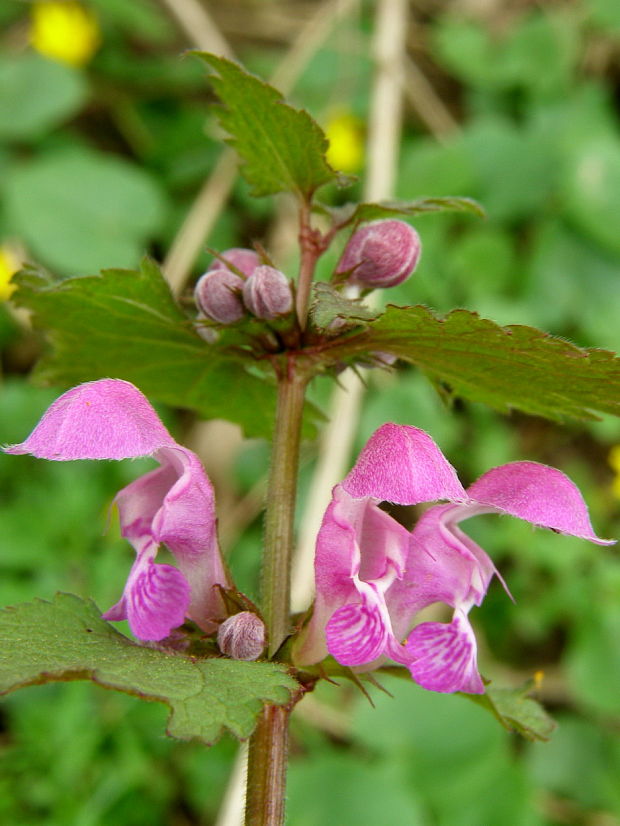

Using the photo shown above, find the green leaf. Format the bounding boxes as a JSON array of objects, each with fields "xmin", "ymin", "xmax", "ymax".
[
  {"xmin": 4, "ymin": 147, "xmax": 166, "ymax": 276},
  {"xmin": 0, "ymin": 54, "xmax": 88, "ymax": 141},
  {"xmin": 585, "ymin": 0, "xmax": 620, "ymax": 32},
  {"xmin": 316, "ymin": 305, "xmax": 620, "ymax": 422},
  {"xmin": 461, "ymin": 117, "xmax": 556, "ymax": 222},
  {"xmin": 0, "ymin": 593, "xmax": 297, "ymax": 744},
  {"xmin": 193, "ymin": 53, "xmax": 337, "ymax": 197},
  {"xmin": 12, "ymin": 260, "xmax": 281, "ymax": 438},
  {"xmin": 309, "ymin": 283, "xmax": 378, "ymax": 332},
  {"xmin": 465, "ymin": 680, "xmax": 556, "ymax": 742},
  {"xmin": 432, "ymin": 17, "xmax": 497, "ymax": 88},
  {"xmin": 562, "ymin": 135, "xmax": 620, "ymax": 256},
  {"xmin": 340, "ymin": 196, "xmax": 485, "ymax": 225}
]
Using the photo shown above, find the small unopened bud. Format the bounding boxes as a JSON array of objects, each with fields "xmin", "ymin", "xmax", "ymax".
[
  {"xmin": 243, "ymin": 265, "xmax": 293, "ymax": 320},
  {"xmin": 194, "ymin": 269, "xmax": 245, "ymax": 324},
  {"xmin": 336, "ymin": 219, "xmax": 421, "ymax": 288},
  {"xmin": 217, "ymin": 612, "xmax": 266, "ymax": 661},
  {"xmin": 209, "ymin": 247, "xmax": 260, "ymax": 278}
]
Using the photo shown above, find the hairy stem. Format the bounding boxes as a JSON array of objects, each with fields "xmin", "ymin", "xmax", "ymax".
[
  {"xmin": 295, "ymin": 199, "xmax": 319, "ymax": 330},
  {"xmin": 244, "ymin": 362, "xmax": 307, "ymax": 826},
  {"xmin": 245, "ymin": 706, "xmax": 290, "ymax": 826},
  {"xmin": 261, "ymin": 362, "xmax": 307, "ymax": 655}
]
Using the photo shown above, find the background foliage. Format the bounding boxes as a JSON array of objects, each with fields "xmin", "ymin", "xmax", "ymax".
[{"xmin": 0, "ymin": 1, "xmax": 619, "ymax": 824}]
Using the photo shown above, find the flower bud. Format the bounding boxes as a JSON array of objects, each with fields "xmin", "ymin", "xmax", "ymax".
[
  {"xmin": 243, "ymin": 265, "xmax": 293, "ymax": 320},
  {"xmin": 217, "ymin": 612, "xmax": 266, "ymax": 661},
  {"xmin": 336, "ymin": 219, "xmax": 421, "ymax": 288},
  {"xmin": 194, "ymin": 269, "xmax": 245, "ymax": 324},
  {"xmin": 209, "ymin": 247, "xmax": 260, "ymax": 278}
]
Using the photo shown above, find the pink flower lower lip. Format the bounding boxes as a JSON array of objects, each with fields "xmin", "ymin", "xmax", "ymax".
[
  {"xmin": 4, "ymin": 378, "xmax": 231, "ymax": 642},
  {"xmin": 294, "ymin": 422, "xmax": 613, "ymax": 694}
]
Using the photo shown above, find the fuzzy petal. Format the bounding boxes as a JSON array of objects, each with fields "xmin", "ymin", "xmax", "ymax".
[
  {"xmin": 115, "ymin": 464, "xmax": 176, "ymax": 553},
  {"xmin": 342, "ymin": 423, "xmax": 466, "ymax": 505},
  {"xmin": 386, "ymin": 504, "xmax": 500, "ymax": 643},
  {"xmin": 101, "ymin": 596, "xmax": 127, "ymax": 622},
  {"xmin": 293, "ymin": 485, "xmax": 409, "ymax": 666},
  {"xmin": 104, "ymin": 558, "xmax": 191, "ymax": 641},
  {"xmin": 116, "ymin": 445, "xmax": 229, "ymax": 632},
  {"xmin": 4, "ymin": 379, "xmax": 175, "ymax": 460},
  {"xmin": 406, "ymin": 611, "xmax": 484, "ymax": 694},
  {"xmin": 326, "ymin": 585, "xmax": 390, "ymax": 666},
  {"xmin": 468, "ymin": 461, "xmax": 615, "ymax": 545}
]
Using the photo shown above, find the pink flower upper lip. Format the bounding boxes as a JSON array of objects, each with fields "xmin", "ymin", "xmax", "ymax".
[
  {"xmin": 294, "ymin": 423, "xmax": 614, "ymax": 694},
  {"xmin": 4, "ymin": 379, "xmax": 230, "ymax": 642}
]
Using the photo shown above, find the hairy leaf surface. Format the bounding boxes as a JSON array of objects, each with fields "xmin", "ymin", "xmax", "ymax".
[
  {"xmin": 319, "ymin": 305, "xmax": 620, "ymax": 421},
  {"xmin": 194, "ymin": 53, "xmax": 337, "ymax": 197},
  {"xmin": 12, "ymin": 261, "xmax": 280, "ymax": 438},
  {"xmin": 0, "ymin": 594, "xmax": 297, "ymax": 744}
]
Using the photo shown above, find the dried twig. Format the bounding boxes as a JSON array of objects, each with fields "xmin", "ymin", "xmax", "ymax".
[{"xmin": 158, "ymin": 0, "xmax": 233, "ymax": 56}]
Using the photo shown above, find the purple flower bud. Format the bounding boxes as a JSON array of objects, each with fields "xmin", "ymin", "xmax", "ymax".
[
  {"xmin": 217, "ymin": 612, "xmax": 266, "ymax": 661},
  {"xmin": 194, "ymin": 269, "xmax": 245, "ymax": 324},
  {"xmin": 242, "ymin": 265, "xmax": 293, "ymax": 320},
  {"xmin": 209, "ymin": 247, "xmax": 260, "ymax": 278},
  {"xmin": 336, "ymin": 219, "xmax": 421, "ymax": 288}
]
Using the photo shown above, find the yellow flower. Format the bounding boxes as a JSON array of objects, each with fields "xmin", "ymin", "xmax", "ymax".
[
  {"xmin": 609, "ymin": 445, "xmax": 620, "ymax": 499},
  {"xmin": 0, "ymin": 245, "xmax": 20, "ymax": 301},
  {"xmin": 30, "ymin": 2, "xmax": 100, "ymax": 68},
  {"xmin": 325, "ymin": 111, "xmax": 364, "ymax": 174}
]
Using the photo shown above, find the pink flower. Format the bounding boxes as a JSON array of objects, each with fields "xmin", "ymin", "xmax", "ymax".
[
  {"xmin": 194, "ymin": 268, "xmax": 246, "ymax": 324},
  {"xmin": 5, "ymin": 379, "xmax": 230, "ymax": 641},
  {"xmin": 335, "ymin": 220, "xmax": 421, "ymax": 288},
  {"xmin": 242, "ymin": 265, "xmax": 293, "ymax": 320},
  {"xmin": 208, "ymin": 247, "xmax": 260, "ymax": 278},
  {"xmin": 294, "ymin": 424, "xmax": 613, "ymax": 693}
]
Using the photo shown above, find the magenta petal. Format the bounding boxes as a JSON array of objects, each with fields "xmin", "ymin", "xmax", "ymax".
[
  {"xmin": 406, "ymin": 612, "xmax": 484, "ymax": 694},
  {"xmin": 468, "ymin": 461, "xmax": 615, "ymax": 545},
  {"xmin": 343, "ymin": 423, "xmax": 466, "ymax": 504},
  {"xmin": 115, "ymin": 465, "xmax": 175, "ymax": 554},
  {"xmin": 151, "ymin": 446, "xmax": 228, "ymax": 629},
  {"xmin": 387, "ymin": 504, "xmax": 498, "ymax": 643},
  {"xmin": 293, "ymin": 492, "xmax": 365, "ymax": 666},
  {"xmin": 293, "ymin": 486, "xmax": 409, "ymax": 667},
  {"xmin": 151, "ymin": 447, "xmax": 218, "ymax": 560},
  {"xmin": 101, "ymin": 597, "xmax": 127, "ymax": 623},
  {"xmin": 116, "ymin": 445, "xmax": 229, "ymax": 632},
  {"xmin": 124, "ymin": 560, "xmax": 191, "ymax": 641},
  {"xmin": 4, "ymin": 379, "xmax": 175, "ymax": 460},
  {"xmin": 209, "ymin": 247, "xmax": 260, "ymax": 278},
  {"xmin": 326, "ymin": 591, "xmax": 389, "ymax": 666}
]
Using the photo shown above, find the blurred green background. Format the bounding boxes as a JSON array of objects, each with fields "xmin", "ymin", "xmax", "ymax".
[{"xmin": 1, "ymin": 1, "xmax": 619, "ymax": 824}]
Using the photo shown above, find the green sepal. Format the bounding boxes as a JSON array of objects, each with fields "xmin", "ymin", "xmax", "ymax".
[{"xmin": 308, "ymin": 283, "xmax": 378, "ymax": 334}]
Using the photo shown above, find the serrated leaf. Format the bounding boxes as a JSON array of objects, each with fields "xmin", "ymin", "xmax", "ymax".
[
  {"xmin": 317, "ymin": 305, "xmax": 620, "ymax": 422},
  {"xmin": 464, "ymin": 680, "xmax": 556, "ymax": 742},
  {"xmin": 12, "ymin": 260, "xmax": 281, "ymax": 438},
  {"xmin": 0, "ymin": 594, "xmax": 297, "ymax": 744},
  {"xmin": 309, "ymin": 282, "xmax": 378, "ymax": 332},
  {"xmin": 194, "ymin": 53, "xmax": 337, "ymax": 197},
  {"xmin": 344, "ymin": 196, "xmax": 485, "ymax": 225},
  {"xmin": 317, "ymin": 196, "xmax": 484, "ymax": 227}
]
